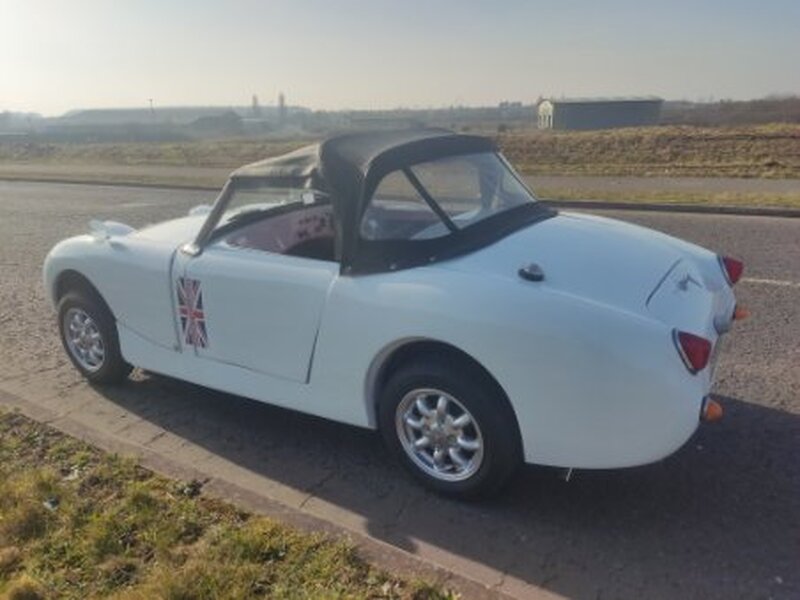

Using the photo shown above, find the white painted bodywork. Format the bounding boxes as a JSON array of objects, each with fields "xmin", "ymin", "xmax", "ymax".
[{"xmin": 44, "ymin": 209, "xmax": 736, "ymax": 469}]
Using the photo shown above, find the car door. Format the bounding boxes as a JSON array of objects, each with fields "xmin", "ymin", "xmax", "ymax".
[{"xmin": 176, "ymin": 242, "xmax": 337, "ymax": 383}]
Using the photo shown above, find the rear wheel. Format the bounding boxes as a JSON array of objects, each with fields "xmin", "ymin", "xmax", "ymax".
[
  {"xmin": 57, "ymin": 291, "xmax": 131, "ymax": 384},
  {"xmin": 378, "ymin": 355, "xmax": 522, "ymax": 498}
]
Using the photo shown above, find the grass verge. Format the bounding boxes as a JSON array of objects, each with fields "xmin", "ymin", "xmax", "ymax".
[
  {"xmin": 2, "ymin": 124, "xmax": 799, "ymax": 179},
  {"xmin": 1, "ymin": 164, "xmax": 797, "ymax": 209},
  {"xmin": 1, "ymin": 124, "xmax": 798, "ymax": 208},
  {"xmin": 0, "ymin": 163, "xmax": 227, "ymax": 190},
  {"xmin": 536, "ymin": 187, "xmax": 800, "ymax": 209},
  {"xmin": 0, "ymin": 411, "xmax": 452, "ymax": 600}
]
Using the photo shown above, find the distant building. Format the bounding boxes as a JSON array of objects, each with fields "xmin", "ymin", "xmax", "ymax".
[
  {"xmin": 498, "ymin": 101, "xmax": 533, "ymax": 120},
  {"xmin": 188, "ymin": 111, "xmax": 243, "ymax": 137},
  {"xmin": 60, "ymin": 106, "xmax": 242, "ymax": 126},
  {"xmin": 538, "ymin": 97, "xmax": 663, "ymax": 130}
]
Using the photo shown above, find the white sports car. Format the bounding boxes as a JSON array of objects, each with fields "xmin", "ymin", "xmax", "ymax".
[{"xmin": 44, "ymin": 129, "xmax": 744, "ymax": 497}]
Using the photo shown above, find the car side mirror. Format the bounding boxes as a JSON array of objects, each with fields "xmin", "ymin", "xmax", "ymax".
[{"xmin": 89, "ymin": 219, "xmax": 135, "ymax": 240}]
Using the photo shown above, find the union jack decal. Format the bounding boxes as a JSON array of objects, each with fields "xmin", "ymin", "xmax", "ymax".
[{"xmin": 177, "ymin": 277, "xmax": 208, "ymax": 348}]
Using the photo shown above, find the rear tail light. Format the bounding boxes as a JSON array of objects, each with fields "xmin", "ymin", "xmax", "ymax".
[
  {"xmin": 673, "ymin": 330, "xmax": 712, "ymax": 374},
  {"xmin": 718, "ymin": 255, "xmax": 744, "ymax": 285}
]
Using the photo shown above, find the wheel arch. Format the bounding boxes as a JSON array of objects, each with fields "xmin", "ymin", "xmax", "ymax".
[
  {"xmin": 53, "ymin": 269, "xmax": 115, "ymax": 319},
  {"xmin": 365, "ymin": 337, "xmax": 523, "ymax": 444}
]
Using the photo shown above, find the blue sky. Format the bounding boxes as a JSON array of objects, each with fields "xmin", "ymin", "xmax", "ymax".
[{"xmin": 2, "ymin": 0, "xmax": 798, "ymax": 115}]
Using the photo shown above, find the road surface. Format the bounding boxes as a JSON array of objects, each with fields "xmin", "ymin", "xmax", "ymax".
[{"xmin": 0, "ymin": 180, "xmax": 797, "ymax": 599}]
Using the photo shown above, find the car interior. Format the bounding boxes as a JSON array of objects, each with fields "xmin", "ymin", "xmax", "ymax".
[
  {"xmin": 222, "ymin": 204, "xmax": 337, "ymax": 262},
  {"xmin": 360, "ymin": 202, "xmax": 444, "ymax": 240}
]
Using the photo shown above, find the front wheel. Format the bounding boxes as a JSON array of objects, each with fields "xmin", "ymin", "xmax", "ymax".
[
  {"xmin": 378, "ymin": 356, "xmax": 522, "ymax": 498},
  {"xmin": 57, "ymin": 291, "xmax": 132, "ymax": 384}
]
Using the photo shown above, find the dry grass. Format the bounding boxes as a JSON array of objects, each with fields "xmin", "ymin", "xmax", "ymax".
[
  {"xmin": 498, "ymin": 124, "xmax": 800, "ymax": 178},
  {"xmin": 1, "ymin": 124, "xmax": 798, "ymax": 207},
  {"xmin": 0, "ymin": 139, "xmax": 304, "ymax": 169},
  {"xmin": 0, "ymin": 412, "xmax": 452, "ymax": 600},
  {"xmin": 0, "ymin": 163, "xmax": 229, "ymax": 189},
  {"xmin": 2, "ymin": 124, "xmax": 798, "ymax": 179}
]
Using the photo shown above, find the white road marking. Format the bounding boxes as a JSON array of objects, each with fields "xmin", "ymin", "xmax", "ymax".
[{"xmin": 742, "ymin": 277, "xmax": 800, "ymax": 289}]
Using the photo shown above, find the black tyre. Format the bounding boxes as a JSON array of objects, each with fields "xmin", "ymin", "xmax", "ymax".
[
  {"xmin": 57, "ymin": 290, "xmax": 132, "ymax": 384},
  {"xmin": 378, "ymin": 354, "xmax": 522, "ymax": 498}
]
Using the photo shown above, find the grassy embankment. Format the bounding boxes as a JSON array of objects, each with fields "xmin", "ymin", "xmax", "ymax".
[
  {"xmin": 503, "ymin": 124, "xmax": 800, "ymax": 208},
  {"xmin": 500, "ymin": 123, "xmax": 800, "ymax": 178},
  {"xmin": 0, "ymin": 411, "xmax": 450, "ymax": 600},
  {"xmin": 1, "ymin": 124, "xmax": 798, "ymax": 207}
]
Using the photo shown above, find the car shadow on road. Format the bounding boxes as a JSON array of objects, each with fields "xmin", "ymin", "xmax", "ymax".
[{"xmin": 97, "ymin": 374, "xmax": 799, "ymax": 599}]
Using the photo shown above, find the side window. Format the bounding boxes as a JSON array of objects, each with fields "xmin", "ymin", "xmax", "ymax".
[
  {"xmin": 359, "ymin": 153, "xmax": 536, "ymax": 242},
  {"xmin": 499, "ymin": 168, "xmax": 534, "ymax": 202},
  {"xmin": 411, "ymin": 158, "xmax": 481, "ymax": 219},
  {"xmin": 411, "ymin": 153, "xmax": 530, "ymax": 226},
  {"xmin": 360, "ymin": 170, "xmax": 445, "ymax": 241}
]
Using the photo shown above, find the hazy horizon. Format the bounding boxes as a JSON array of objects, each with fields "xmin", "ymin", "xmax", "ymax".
[
  {"xmin": 9, "ymin": 93, "xmax": 800, "ymax": 120},
  {"xmin": 3, "ymin": 0, "xmax": 798, "ymax": 117}
]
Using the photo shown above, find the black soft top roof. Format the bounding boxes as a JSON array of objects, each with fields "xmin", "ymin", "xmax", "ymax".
[
  {"xmin": 225, "ymin": 130, "xmax": 553, "ymax": 273},
  {"xmin": 231, "ymin": 129, "xmax": 493, "ymax": 183}
]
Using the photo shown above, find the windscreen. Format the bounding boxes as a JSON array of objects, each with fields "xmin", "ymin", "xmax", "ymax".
[
  {"xmin": 360, "ymin": 152, "xmax": 536, "ymax": 241},
  {"xmin": 218, "ymin": 185, "xmax": 312, "ymax": 228}
]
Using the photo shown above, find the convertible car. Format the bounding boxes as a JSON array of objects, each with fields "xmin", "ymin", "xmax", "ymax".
[{"xmin": 44, "ymin": 129, "xmax": 744, "ymax": 497}]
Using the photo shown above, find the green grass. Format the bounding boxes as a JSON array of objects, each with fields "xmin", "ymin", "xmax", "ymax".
[
  {"xmin": 536, "ymin": 187, "xmax": 800, "ymax": 209},
  {"xmin": 0, "ymin": 412, "xmax": 453, "ymax": 600}
]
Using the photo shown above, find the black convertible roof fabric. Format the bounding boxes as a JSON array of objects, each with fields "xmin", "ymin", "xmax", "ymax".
[
  {"xmin": 227, "ymin": 129, "xmax": 552, "ymax": 273},
  {"xmin": 231, "ymin": 129, "xmax": 493, "ymax": 182},
  {"xmin": 231, "ymin": 143, "xmax": 322, "ymax": 182}
]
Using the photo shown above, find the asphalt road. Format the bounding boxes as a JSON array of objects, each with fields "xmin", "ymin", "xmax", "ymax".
[{"xmin": 0, "ymin": 180, "xmax": 798, "ymax": 599}]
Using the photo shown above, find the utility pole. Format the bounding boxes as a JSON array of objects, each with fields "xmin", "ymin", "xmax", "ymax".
[{"xmin": 278, "ymin": 92, "xmax": 286, "ymax": 127}]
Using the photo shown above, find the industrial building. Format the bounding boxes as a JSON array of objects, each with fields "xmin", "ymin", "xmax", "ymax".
[{"xmin": 538, "ymin": 97, "xmax": 663, "ymax": 130}]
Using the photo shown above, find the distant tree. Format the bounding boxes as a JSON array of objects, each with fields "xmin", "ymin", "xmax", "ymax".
[{"xmin": 661, "ymin": 96, "xmax": 800, "ymax": 126}]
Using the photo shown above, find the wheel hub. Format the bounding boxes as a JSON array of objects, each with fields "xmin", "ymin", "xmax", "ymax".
[
  {"xmin": 395, "ymin": 388, "xmax": 484, "ymax": 482},
  {"xmin": 63, "ymin": 307, "xmax": 105, "ymax": 372},
  {"xmin": 423, "ymin": 415, "xmax": 457, "ymax": 447}
]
